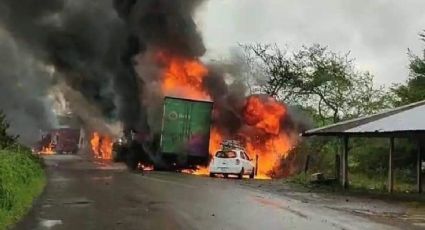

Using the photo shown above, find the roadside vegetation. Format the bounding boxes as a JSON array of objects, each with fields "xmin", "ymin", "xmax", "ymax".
[
  {"xmin": 0, "ymin": 112, "xmax": 46, "ymax": 230},
  {"xmin": 237, "ymin": 30, "xmax": 425, "ymax": 192}
]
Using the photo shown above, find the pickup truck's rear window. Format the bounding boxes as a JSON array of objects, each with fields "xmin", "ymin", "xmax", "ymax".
[{"xmin": 215, "ymin": 151, "xmax": 237, "ymax": 158}]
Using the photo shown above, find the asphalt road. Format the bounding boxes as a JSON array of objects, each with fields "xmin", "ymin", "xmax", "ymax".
[{"xmin": 14, "ymin": 155, "xmax": 410, "ymax": 230}]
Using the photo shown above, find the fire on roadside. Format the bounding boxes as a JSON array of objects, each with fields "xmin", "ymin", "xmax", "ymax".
[
  {"xmin": 39, "ymin": 143, "xmax": 55, "ymax": 155},
  {"xmin": 138, "ymin": 163, "xmax": 154, "ymax": 171},
  {"xmin": 207, "ymin": 96, "xmax": 293, "ymax": 178},
  {"xmin": 241, "ymin": 95, "xmax": 293, "ymax": 177},
  {"xmin": 156, "ymin": 51, "xmax": 295, "ymax": 179},
  {"xmin": 90, "ymin": 132, "xmax": 113, "ymax": 160}
]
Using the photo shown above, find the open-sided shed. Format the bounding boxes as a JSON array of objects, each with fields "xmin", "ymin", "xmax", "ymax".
[{"xmin": 302, "ymin": 100, "xmax": 425, "ymax": 193}]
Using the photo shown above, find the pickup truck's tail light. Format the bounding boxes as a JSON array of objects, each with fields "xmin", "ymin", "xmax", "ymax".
[{"xmin": 236, "ymin": 159, "xmax": 240, "ymax": 165}]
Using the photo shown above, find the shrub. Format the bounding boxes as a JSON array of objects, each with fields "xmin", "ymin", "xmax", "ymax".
[{"xmin": 0, "ymin": 149, "xmax": 45, "ymax": 230}]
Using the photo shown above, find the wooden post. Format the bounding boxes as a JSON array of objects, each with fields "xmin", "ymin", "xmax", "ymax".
[
  {"xmin": 255, "ymin": 154, "xmax": 259, "ymax": 176},
  {"xmin": 342, "ymin": 136, "xmax": 349, "ymax": 189},
  {"xmin": 304, "ymin": 155, "xmax": 310, "ymax": 173},
  {"xmin": 335, "ymin": 154, "xmax": 341, "ymax": 181},
  {"xmin": 388, "ymin": 137, "xmax": 394, "ymax": 193},
  {"xmin": 335, "ymin": 138, "xmax": 341, "ymax": 182},
  {"xmin": 417, "ymin": 139, "xmax": 422, "ymax": 194}
]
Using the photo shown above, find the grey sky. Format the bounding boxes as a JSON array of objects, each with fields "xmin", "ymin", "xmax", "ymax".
[{"xmin": 197, "ymin": 0, "xmax": 425, "ymax": 86}]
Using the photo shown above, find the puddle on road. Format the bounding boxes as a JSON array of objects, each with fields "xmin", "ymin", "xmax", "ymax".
[{"xmin": 39, "ymin": 219, "xmax": 63, "ymax": 229}]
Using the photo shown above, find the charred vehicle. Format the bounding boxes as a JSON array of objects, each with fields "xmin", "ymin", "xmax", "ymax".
[
  {"xmin": 114, "ymin": 97, "xmax": 213, "ymax": 170},
  {"xmin": 35, "ymin": 128, "xmax": 81, "ymax": 154}
]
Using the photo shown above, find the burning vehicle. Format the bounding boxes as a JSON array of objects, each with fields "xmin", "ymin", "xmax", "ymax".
[
  {"xmin": 37, "ymin": 0, "xmax": 303, "ymax": 178},
  {"xmin": 35, "ymin": 128, "xmax": 81, "ymax": 155},
  {"xmin": 113, "ymin": 97, "xmax": 213, "ymax": 170}
]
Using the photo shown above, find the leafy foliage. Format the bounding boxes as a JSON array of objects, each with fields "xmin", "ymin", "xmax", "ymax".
[
  {"xmin": 0, "ymin": 113, "xmax": 45, "ymax": 229},
  {"xmin": 0, "ymin": 111, "xmax": 18, "ymax": 149},
  {"xmin": 0, "ymin": 149, "xmax": 45, "ymax": 229},
  {"xmin": 392, "ymin": 31, "xmax": 425, "ymax": 105},
  {"xmin": 241, "ymin": 44, "xmax": 391, "ymax": 125},
  {"xmin": 240, "ymin": 41, "xmax": 423, "ymax": 191}
]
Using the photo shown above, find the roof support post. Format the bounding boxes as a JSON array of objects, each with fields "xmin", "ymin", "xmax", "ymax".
[
  {"xmin": 342, "ymin": 136, "xmax": 349, "ymax": 189},
  {"xmin": 388, "ymin": 137, "xmax": 394, "ymax": 193},
  {"xmin": 335, "ymin": 138, "xmax": 342, "ymax": 183},
  {"xmin": 417, "ymin": 139, "xmax": 423, "ymax": 194},
  {"xmin": 335, "ymin": 151, "xmax": 341, "ymax": 183}
]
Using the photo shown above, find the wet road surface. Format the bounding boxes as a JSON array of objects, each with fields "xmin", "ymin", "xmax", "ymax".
[{"xmin": 15, "ymin": 155, "xmax": 409, "ymax": 230}]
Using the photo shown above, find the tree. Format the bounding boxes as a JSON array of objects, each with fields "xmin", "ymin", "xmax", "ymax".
[
  {"xmin": 240, "ymin": 43, "xmax": 302, "ymax": 98},
  {"xmin": 0, "ymin": 111, "xmax": 18, "ymax": 149},
  {"xmin": 392, "ymin": 31, "xmax": 425, "ymax": 106},
  {"xmin": 241, "ymin": 43, "xmax": 390, "ymax": 125}
]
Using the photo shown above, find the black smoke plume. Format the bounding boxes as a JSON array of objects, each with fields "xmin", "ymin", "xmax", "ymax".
[
  {"xmin": 0, "ymin": 0, "xmax": 211, "ymax": 142},
  {"xmin": 0, "ymin": 0, "xmax": 304, "ymax": 159}
]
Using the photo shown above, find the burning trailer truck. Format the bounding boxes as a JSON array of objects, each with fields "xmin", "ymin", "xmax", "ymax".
[{"xmin": 113, "ymin": 97, "xmax": 213, "ymax": 171}]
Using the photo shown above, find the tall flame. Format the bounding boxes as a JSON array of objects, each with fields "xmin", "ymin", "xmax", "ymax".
[
  {"xmin": 243, "ymin": 96, "xmax": 286, "ymax": 135},
  {"xmin": 209, "ymin": 96, "xmax": 293, "ymax": 178},
  {"xmin": 242, "ymin": 96, "xmax": 292, "ymax": 176},
  {"xmin": 90, "ymin": 132, "xmax": 113, "ymax": 160},
  {"xmin": 157, "ymin": 51, "xmax": 210, "ymax": 100},
  {"xmin": 157, "ymin": 51, "xmax": 295, "ymax": 179}
]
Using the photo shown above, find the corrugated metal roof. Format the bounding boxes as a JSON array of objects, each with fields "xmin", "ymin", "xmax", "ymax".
[{"xmin": 303, "ymin": 100, "xmax": 425, "ymax": 137}]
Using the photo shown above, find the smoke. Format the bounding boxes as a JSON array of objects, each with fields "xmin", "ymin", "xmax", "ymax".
[
  {"xmin": 0, "ymin": 30, "xmax": 56, "ymax": 144},
  {"xmin": 0, "ymin": 0, "xmax": 138, "ymax": 140},
  {"xmin": 114, "ymin": 0, "xmax": 210, "ymax": 133},
  {"xmin": 114, "ymin": 0, "xmax": 207, "ymax": 58},
  {"xmin": 0, "ymin": 0, "xmax": 212, "ymax": 142},
  {"xmin": 0, "ymin": 0, "xmax": 307, "ymax": 162}
]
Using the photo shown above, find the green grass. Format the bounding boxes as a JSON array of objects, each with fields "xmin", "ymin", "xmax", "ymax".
[
  {"xmin": 0, "ymin": 148, "xmax": 46, "ymax": 230},
  {"xmin": 285, "ymin": 172, "xmax": 311, "ymax": 186},
  {"xmin": 349, "ymin": 172, "xmax": 415, "ymax": 193},
  {"xmin": 284, "ymin": 171, "xmax": 424, "ymax": 203}
]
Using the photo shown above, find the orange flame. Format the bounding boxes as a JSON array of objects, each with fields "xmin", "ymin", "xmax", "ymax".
[
  {"xmin": 156, "ymin": 52, "xmax": 295, "ymax": 179},
  {"xmin": 243, "ymin": 96, "xmax": 287, "ymax": 135},
  {"xmin": 208, "ymin": 96, "xmax": 294, "ymax": 178},
  {"xmin": 157, "ymin": 51, "xmax": 210, "ymax": 100},
  {"xmin": 90, "ymin": 132, "xmax": 113, "ymax": 160},
  {"xmin": 243, "ymin": 96, "xmax": 292, "ymax": 177},
  {"xmin": 208, "ymin": 127, "xmax": 223, "ymax": 155},
  {"xmin": 245, "ymin": 133, "xmax": 292, "ymax": 177},
  {"xmin": 138, "ymin": 163, "xmax": 154, "ymax": 171},
  {"xmin": 182, "ymin": 166, "xmax": 210, "ymax": 176},
  {"xmin": 39, "ymin": 143, "xmax": 55, "ymax": 155}
]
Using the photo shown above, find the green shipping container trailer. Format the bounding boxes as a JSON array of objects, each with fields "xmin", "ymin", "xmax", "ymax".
[{"xmin": 159, "ymin": 97, "xmax": 213, "ymax": 168}]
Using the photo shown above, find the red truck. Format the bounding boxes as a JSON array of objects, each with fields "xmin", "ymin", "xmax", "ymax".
[{"xmin": 36, "ymin": 128, "xmax": 81, "ymax": 154}]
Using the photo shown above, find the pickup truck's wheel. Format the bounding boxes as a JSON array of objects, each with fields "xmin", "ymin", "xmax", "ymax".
[
  {"xmin": 238, "ymin": 168, "xmax": 244, "ymax": 179},
  {"xmin": 209, "ymin": 173, "xmax": 215, "ymax": 177},
  {"xmin": 249, "ymin": 169, "xmax": 255, "ymax": 179}
]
